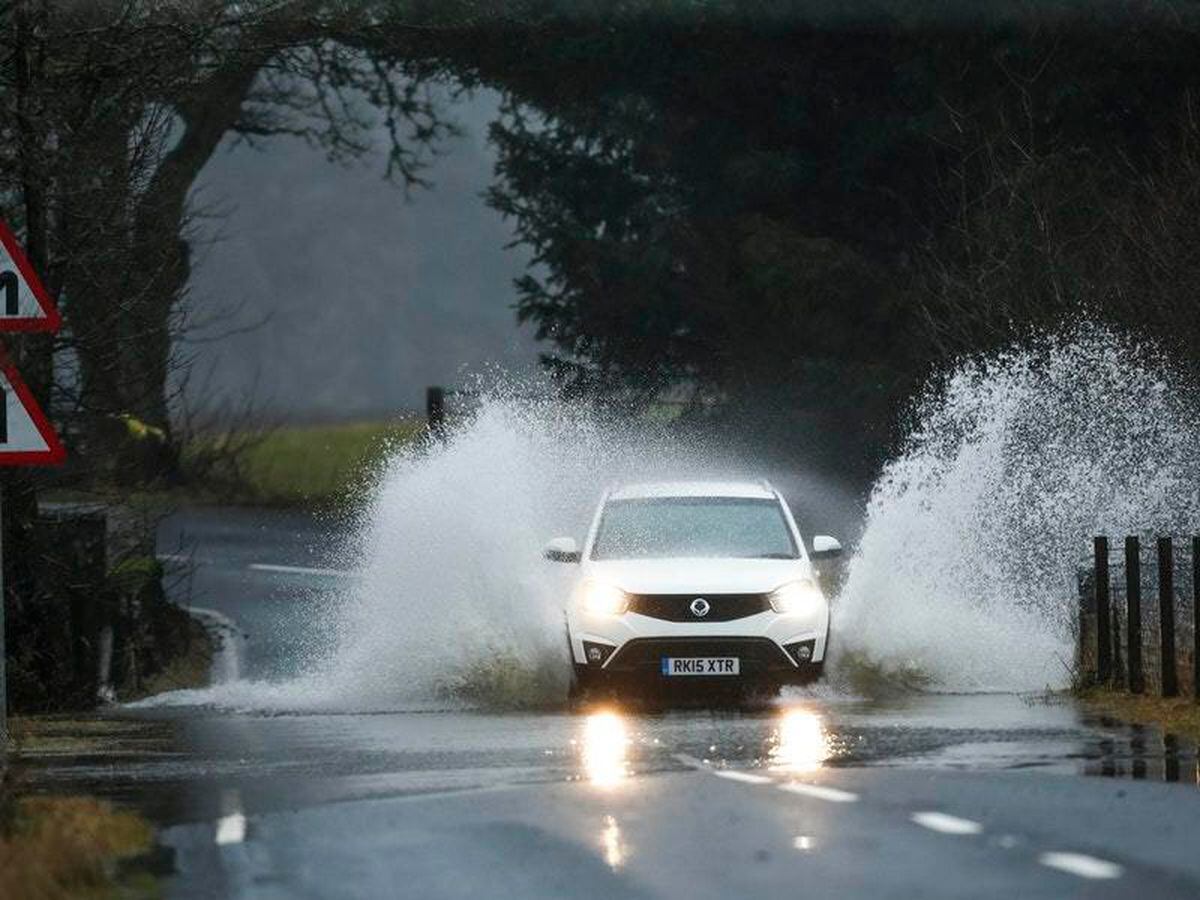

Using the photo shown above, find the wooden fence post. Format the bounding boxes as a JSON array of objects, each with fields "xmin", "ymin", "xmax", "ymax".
[
  {"xmin": 1193, "ymin": 536, "xmax": 1199, "ymax": 703},
  {"xmin": 1078, "ymin": 569, "xmax": 1091, "ymax": 681},
  {"xmin": 1158, "ymin": 537, "xmax": 1178, "ymax": 698},
  {"xmin": 1094, "ymin": 536, "xmax": 1111, "ymax": 684},
  {"xmin": 1125, "ymin": 536, "xmax": 1143, "ymax": 694},
  {"xmin": 426, "ymin": 386, "xmax": 445, "ymax": 435}
]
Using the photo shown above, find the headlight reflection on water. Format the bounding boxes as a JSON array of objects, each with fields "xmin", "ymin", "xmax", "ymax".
[
  {"xmin": 579, "ymin": 712, "xmax": 632, "ymax": 869},
  {"xmin": 768, "ymin": 708, "xmax": 831, "ymax": 774},
  {"xmin": 600, "ymin": 814, "xmax": 626, "ymax": 869},
  {"xmin": 581, "ymin": 710, "xmax": 630, "ymax": 788}
]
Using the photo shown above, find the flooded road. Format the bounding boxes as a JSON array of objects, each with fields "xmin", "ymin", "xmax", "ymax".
[
  {"xmin": 20, "ymin": 694, "xmax": 1200, "ymax": 899},
  {"xmin": 22, "ymin": 693, "xmax": 1198, "ymax": 825},
  {"xmin": 19, "ymin": 508, "xmax": 1200, "ymax": 898}
]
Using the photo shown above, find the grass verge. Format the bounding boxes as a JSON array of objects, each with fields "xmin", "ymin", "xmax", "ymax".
[
  {"xmin": 8, "ymin": 715, "xmax": 173, "ymax": 758},
  {"xmin": 187, "ymin": 417, "xmax": 426, "ymax": 507},
  {"xmin": 834, "ymin": 650, "xmax": 934, "ymax": 697},
  {"xmin": 1080, "ymin": 687, "xmax": 1200, "ymax": 742},
  {"xmin": 435, "ymin": 653, "xmax": 569, "ymax": 710},
  {"xmin": 3, "ymin": 713, "xmax": 175, "ymax": 897},
  {"xmin": 124, "ymin": 616, "xmax": 213, "ymax": 702},
  {"xmin": 0, "ymin": 793, "xmax": 157, "ymax": 899}
]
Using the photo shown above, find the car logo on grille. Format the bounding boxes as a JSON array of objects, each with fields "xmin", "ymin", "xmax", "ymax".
[{"xmin": 689, "ymin": 597, "xmax": 710, "ymax": 618}]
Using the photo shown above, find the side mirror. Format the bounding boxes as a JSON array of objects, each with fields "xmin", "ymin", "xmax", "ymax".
[
  {"xmin": 811, "ymin": 535, "xmax": 843, "ymax": 560},
  {"xmin": 544, "ymin": 537, "xmax": 581, "ymax": 563}
]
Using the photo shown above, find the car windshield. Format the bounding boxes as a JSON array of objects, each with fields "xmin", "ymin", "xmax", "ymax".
[{"xmin": 591, "ymin": 497, "xmax": 798, "ymax": 560}]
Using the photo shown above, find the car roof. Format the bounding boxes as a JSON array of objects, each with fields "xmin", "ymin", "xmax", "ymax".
[{"xmin": 606, "ymin": 480, "xmax": 777, "ymax": 501}]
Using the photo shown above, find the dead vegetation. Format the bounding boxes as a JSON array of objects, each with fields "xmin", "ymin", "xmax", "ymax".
[
  {"xmin": 1080, "ymin": 687, "xmax": 1200, "ymax": 743},
  {"xmin": 0, "ymin": 792, "xmax": 157, "ymax": 900}
]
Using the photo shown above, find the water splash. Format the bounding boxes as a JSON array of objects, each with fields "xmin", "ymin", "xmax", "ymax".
[
  {"xmin": 145, "ymin": 328, "xmax": 1199, "ymax": 709},
  {"xmin": 150, "ymin": 386, "xmax": 727, "ymax": 711},
  {"xmin": 834, "ymin": 327, "xmax": 1200, "ymax": 692}
]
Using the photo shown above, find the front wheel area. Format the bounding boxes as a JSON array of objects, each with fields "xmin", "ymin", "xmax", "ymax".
[
  {"xmin": 567, "ymin": 663, "xmax": 602, "ymax": 706},
  {"xmin": 780, "ymin": 660, "xmax": 825, "ymax": 686}
]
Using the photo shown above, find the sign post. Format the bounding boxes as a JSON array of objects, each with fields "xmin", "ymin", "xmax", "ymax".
[
  {"xmin": 0, "ymin": 220, "xmax": 65, "ymax": 748},
  {"xmin": 0, "ymin": 483, "xmax": 4, "ymax": 747}
]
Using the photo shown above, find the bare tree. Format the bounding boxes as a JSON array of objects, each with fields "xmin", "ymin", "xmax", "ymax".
[
  {"xmin": 0, "ymin": 0, "xmax": 456, "ymax": 484},
  {"xmin": 918, "ymin": 92, "xmax": 1200, "ymax": 375}
]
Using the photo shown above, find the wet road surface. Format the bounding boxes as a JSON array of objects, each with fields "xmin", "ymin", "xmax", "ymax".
[{"xmin": 18, "ymin": 509, "xmax": 1200, "ymax": 898}]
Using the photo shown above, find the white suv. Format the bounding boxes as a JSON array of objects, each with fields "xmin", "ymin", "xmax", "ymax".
[{"xmin": 544, "ymin": 480, "xmax": 842, "ymax": 700}]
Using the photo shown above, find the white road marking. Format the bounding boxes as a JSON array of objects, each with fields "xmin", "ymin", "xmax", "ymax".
[
  {"xmin": 671, "ymin": 747, "xmax": 1121, "ymax": 883},
  {"xmin": 215, "ymin": 811, "xmax": 246, "ymax": 846},
  {"xmin": 1039, "ymin": 852, "xmax": 1124, "ymax": 880},
  {"xmin": 777, "ymin": 781, "xmax": 858, "ymax": 803},
  {"xmin": 714, "ymin": 770, "xmax": 773, "ymax": 785},
  {"xmin": 911, "ymin": 812, "xmax": 984, "ymax": 835},
  {"xmin": 249, "ymin": 563, "xmax": 353, "ymax": 578},
  {"xmin": 215, "ymin": 787, "xmax": 246, "ymax": 846},
  {"xmin": 676, "ymin": 752, "xmax": 857, "ymax": 803}
]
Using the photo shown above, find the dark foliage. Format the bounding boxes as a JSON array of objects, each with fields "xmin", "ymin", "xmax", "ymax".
[{"xmin": 399, "ymin": 5, "xmax": 1200, "ymax": 471}]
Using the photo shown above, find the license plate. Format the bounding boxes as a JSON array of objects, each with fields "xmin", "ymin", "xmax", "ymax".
[{"xmin": 661, "ymin": 657, "xmax": 740, "ymax": 676}]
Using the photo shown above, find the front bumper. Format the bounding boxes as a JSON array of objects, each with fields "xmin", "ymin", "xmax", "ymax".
[
  {"xmin": 569, "ymin": 608, "xmax": 829, "ymax": 674},
  {"xmin": 607, "ymin": 636, "xmax": 796, "ymax": 675}
]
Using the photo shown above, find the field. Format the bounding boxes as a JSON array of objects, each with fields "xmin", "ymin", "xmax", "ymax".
[{"xmin": 196, "ymin": 418, "xmax": 427, "ymax": 507}]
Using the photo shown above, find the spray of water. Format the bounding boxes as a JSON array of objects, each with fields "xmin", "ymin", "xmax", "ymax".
[
  {"xmin": 320, "ymin": 395, "xmax": 642, "ymax": 710},
  {"xmin": 147, "ymin": 328, "xmax": 1200, "ymax": 710},
  {"xmin": 834, "ymin": 326, "xmax": 1200, "ymax": 692},
  {"xmin": 151, "ymin": 387, "xmax": 732, "ymax": 711}
]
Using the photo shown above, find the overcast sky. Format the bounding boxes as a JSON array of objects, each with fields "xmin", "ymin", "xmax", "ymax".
[{"xmin": 185, "ymin": 86, "xmax": 540, "ymax": 421}]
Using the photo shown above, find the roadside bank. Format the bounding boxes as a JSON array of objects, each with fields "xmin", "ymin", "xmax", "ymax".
[
  {"xmin": 0, "ymin": 780, "xmax": 160, "ymax": 900},
  {"xmin": 1081, "ymin": 687, "xmax": 1200, "ymax": 744}
]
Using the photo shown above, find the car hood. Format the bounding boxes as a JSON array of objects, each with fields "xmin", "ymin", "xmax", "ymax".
[{"xmin": 585, "ymin": 557, "xmax": 808, "ymax": 595}]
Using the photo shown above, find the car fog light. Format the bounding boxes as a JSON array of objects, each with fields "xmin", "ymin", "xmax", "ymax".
[
  {"xmin": 582, "ymin": 641, "xmax": 616, "ymax": 667},
  {"xmin": 784, "ymin": 640, "xmax": 817, "ymax": 666}
]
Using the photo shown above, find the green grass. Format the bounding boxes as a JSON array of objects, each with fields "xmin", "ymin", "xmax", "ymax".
[{"xmin": 198, "ymin": 418, "xmax": 426, "ymax": 507}]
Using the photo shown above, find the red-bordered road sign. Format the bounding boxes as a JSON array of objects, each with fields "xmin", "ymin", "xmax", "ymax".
[
  {"xmin": 0, "ymin": 220, "xmax": 65, "ymax": 464},
  {"xmin": 0, "ymin": 343, "xmax": 66, "ymax": 465},
  {"xmin": 0, "ymin": 219, "xmax": 62, "ymax": 332}
]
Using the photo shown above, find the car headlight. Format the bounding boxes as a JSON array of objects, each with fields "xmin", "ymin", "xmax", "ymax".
[
  {"xmin": 581, "ymin": 581, "xmax": 630, "ymax": 616},
  {"xmin": 768, "ymin": 580, "xmax": 825, "ymax": 616}
]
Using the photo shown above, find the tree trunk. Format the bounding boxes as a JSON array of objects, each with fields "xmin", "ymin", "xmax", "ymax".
[
  {"xmin": 124, "ymin": 60, "xmax": 266, "ymax": 457},
  {"xmin": 56, "ymin": 113, "xmax": 138, "ymax": 464}
]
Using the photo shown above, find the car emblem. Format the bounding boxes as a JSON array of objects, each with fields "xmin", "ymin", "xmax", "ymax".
[{"xmin": 690, "ymin": 597, "xmax": 711, "ymax": 618}]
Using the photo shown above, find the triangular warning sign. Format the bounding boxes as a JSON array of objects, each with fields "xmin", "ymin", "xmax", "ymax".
[
  {"xmin": 0, "ymin": 220, "xmax": 62, "ymax": 332},
  {"xmin": 0, "ymin": 343, "xmax": 65, "ymax": 465}
]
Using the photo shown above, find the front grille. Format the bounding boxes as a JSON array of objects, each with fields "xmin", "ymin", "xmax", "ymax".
[
  {"xmin": 605, "ymin": 637, "xmax": 794, "ymax": 673},
  {"xmin": 627, "ymin": 593, "xmax": 770, "ymax": 622}
]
